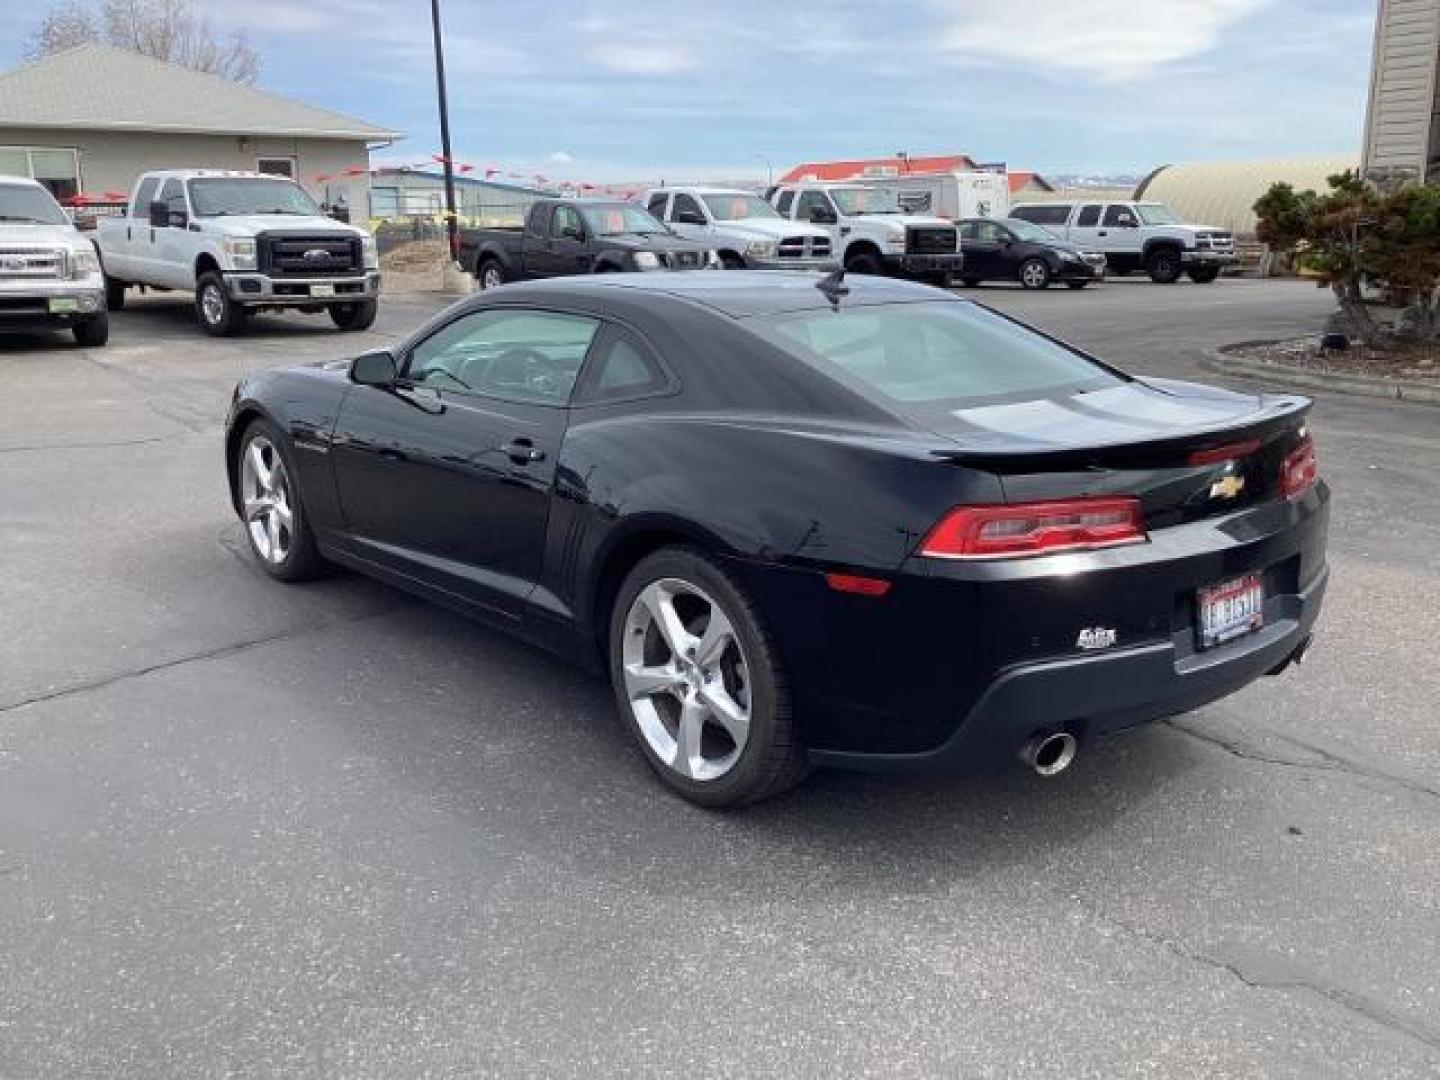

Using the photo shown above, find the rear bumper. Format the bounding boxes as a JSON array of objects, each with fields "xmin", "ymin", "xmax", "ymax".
[
  {"xmin": 222, "ymin": 271, "xmax": 381, "ymax": 305},
  {"xmin": 809, "ymin": 565, "xmax": 1327, "ymax": 774}
]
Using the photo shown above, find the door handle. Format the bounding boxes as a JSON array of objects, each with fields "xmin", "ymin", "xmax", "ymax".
[{"xmin": 502, "ymin": 438, "xmax": 545, "ymax": 464}]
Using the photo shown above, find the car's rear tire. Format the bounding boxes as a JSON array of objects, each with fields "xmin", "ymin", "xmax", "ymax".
[
  {"xmin": 1019, "ymin": 257, "xmax": 1051, "ymax": 289},
  {"xmin": 330, "ymin": 299, "xmax": 378, "ymax": 331},
  {"xmin": 1146, "ymin": 247, "xmax": 1183, "ymax": 284},
  {"xmin": 104, "ymin": 276, "xmax": 126, "ymax": 310},
  {"xmin": 476, "ymin": 257, "xmax": 507, "ymax": 290},
  {"xmin": 844, "ymin": 249, "xmax": 884, "ymax": 275},
  {"xmin": 234, "ymin": 418, "xmax": 327, "ymax": 582},
  {"xmin": 719, "ymin": 251, "xmax": 746, "ymax": 269},
  {"xmin": 72, "ymin": 312, "xmax": 109, "ymax": 347},
  {"xmin": 1188, "ymin": 266, "xmax": 1221, "ymax": 284},
  {"xmin": 196, "ymin": 272, "xmax": 247, "ymax": 336},
  {"xmin": 609, "ymin": 547, "xmax": 809, "ymax": 807}
]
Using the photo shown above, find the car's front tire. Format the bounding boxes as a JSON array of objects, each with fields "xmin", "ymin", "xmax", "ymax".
[
  {"xmin": 844, "ymin": 250, "xmax": 884, "ymax": 275},
  {"xmin": 330, "ymin": 299, "xmax": 378, "ymax": 331},
  {"xmin": 196, "ymin": 272, "xmax": 247, "ymax": 336},
  {"xmin": 1019, "ymin": 257, "xmax": 1051, "ymax": 289},
  {"xmin": 234, "ymin": 418, "xmax": 327, "ymax": 581},
  {"xmin": 72, "ymin": 312, "xmax": 109, "ymax": 347},
  {"xmin": 1188, "ymin": 266, "xmax": 1221, "ymax": 284},
  {"xmin": 609, "ymin": 548, "xmax": 808, "ymax": 807},
  {"xmin": 104, "ymin": 276, "xmax": 126, "ymax": 310}
]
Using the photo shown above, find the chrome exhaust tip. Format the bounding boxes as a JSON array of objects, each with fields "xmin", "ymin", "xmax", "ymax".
[{"xmin": 1022, "ymin": 732, "xmax": 1079, "ymax": 777}]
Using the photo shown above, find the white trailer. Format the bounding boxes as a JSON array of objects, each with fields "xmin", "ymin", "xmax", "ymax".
[{"xmin": 861, "ymin": 171, "xmax": 1011, "ymax": 221}]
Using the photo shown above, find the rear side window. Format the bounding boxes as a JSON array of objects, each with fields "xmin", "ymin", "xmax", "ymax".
[
  {"xmin": 1012, "ymin": 204, "xmax": 1070, "ymax": 226},
  {"xmin": 1076, "ymin": 204, "xmax": 1101, "ymax": 227},
  {"xmin": 1103, "ymin": 204, "xmax": 1138, "ymax": 227},
  {"xmin": 755, "ymin": 301, "xmax": 1120, "ymax": 406},
  {"xmin": 575, "ymin": 327, "xmax": 668, "ymax": 403}
]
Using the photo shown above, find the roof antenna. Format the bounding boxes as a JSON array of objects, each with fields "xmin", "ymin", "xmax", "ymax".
[{"xmin": 816, "ymin": 265, "xmax": 848, "ymax": 307}]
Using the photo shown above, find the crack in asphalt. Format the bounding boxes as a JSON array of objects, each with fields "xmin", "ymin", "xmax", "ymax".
[
  {"xmin": 1105, "ymin": 916, "xmax": 1440, "ymax": 1056},
  {"xmin": 1165, "ymin": 720, "xmax": 1440, "ymax": 807},
  {"xmin": 0, "ymin": 603, "xmax": 415, "ymax": 716},
  {"xmin": 0, "ymin": 435, "xmax": 176, "ymax": 455}
]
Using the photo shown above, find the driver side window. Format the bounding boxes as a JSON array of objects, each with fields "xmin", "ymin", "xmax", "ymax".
[
  {"xmin": 551, "ymin": 205, "xmax": 583, "ymax": 240},
  {"xmin": 796, "ymin": 191, "xmax": 832, "ymax": 221},
  {"xmin": 405, "ymin": 308, "xmax": 601, "ymax": 405},
  {"xmin": 1103, "ymin": 204, "xmax": 1136, "ymax": 227}
]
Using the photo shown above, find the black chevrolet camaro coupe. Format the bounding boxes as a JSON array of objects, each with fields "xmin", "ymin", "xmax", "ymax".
[{"xmin": 225, "ymin": 271, "xmax": 1329, "ymax": 806}]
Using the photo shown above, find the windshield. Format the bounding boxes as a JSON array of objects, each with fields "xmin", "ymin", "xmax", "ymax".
[
  {"xmin": 756, "ymin": 301, "xmax": 1119, "ymax": 406},
  {"xmin": 0, "ymin": 183, "xmax": 70, "ymax": 226},
  {"xmin": 829, "ymin": 188, "xmax": 903, "ymax": 215},
  {"xmin": 581, "ymin": 204, "xmax": 667, "ymax": 235},
  {"xmin": 1003, "ymin": 219, "xmax": 1061, "ymax": 243},
  {"xmin": 187, "ymin": 178, "xmax": 322, "ymax": 217},
  {"xmin": 701, "ymin": 194, "xmax": 780, "ymax": 221},
  {"xmin": 1136, "ymin": 203, "xmax": 1180, "ymax": 225}
]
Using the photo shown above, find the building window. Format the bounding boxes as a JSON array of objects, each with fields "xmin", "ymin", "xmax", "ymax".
[
  {"xmin": 256, "ymin": 157, "xmax": 296, "ymax": 178},
  {"xmin": 0, "ymin": 146, "xmax": 81, "ymax": 200}
]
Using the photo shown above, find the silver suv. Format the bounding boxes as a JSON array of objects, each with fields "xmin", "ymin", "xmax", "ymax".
[{"xmin": 1010, "ymin": 200, "xmax": 1234, "ymax": 283}]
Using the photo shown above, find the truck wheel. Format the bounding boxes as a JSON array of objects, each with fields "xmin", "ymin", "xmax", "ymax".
[
  {"xmin": 195, "ymin": 272, "xmax": 247, "ymax": 337},
  {"xmin": 1188, "ymin": 266, "xmax": 1221, "ymax": 284},
  {"xmin": 104, "ymin": 276, "xmax": 126, "ymax": 311},
  {"xmin": 476, "ymin": 258, "xmax": 507, "ymax": 290},
  {"xmin": 844, "ymin": 250, "xmax": 883, "ymax": 275},
  {"xmin": 72, "ymin": 312, "xmax": 109, "ymax": 347},
  {"xmin": 1146, "ymin": 248, "xmax": 1183, "ymax": 284},
  {"xmin": 330, "ymin": 299, "xmax": 378, "ymax": 331},
  {"xmin": 1019, "ymin": 258, "xmax": 1051, "ymax": 289},
  {"xmin": 719, "ymin": 252, "xmax": 745, "ymax": 270}
]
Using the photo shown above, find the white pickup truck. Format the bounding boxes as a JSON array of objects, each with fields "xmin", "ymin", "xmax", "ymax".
[
  {"xmin": 0, "ymin": 176, "xmax": 108, "ymax": 346},
  {"xmin": 97, "ymin": 170, "xmax": 381, "ymax": 336},
  {"xmin": 1009, "ymin": 200, "xmax": 1235, "ymax": 283},
  {"xmin": 768, "ymin": 182, "xmax": 963, "ymax": 282},
  {"xmin": 643, "ymin": 187, "xmax": 835, "ymax": 270}
]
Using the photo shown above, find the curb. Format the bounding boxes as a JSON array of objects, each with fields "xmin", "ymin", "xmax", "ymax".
[{"xmin": 1203, "ymin": 346, "xmax": 1440, "ymax": 406}]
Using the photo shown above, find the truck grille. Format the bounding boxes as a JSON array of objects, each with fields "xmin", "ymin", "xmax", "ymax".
[
  {"xmin": 258, "ymin": 233, "xmax": 362, "ymax": 278},
  {"xmin": 906, "ymin": 227, "xmax": 958, "ymax": 255},
  {"xmin": 663, "ymin": 250, "xmax": 704, "ymax": 270},
  {"xmin": 777, "ymin": 236, "xmax": 832, "ymax": 259},
  {"xmin": 0, "ymin": 247, "xmax": 68, "ymax": 281},
  {"xmin": 1196, "ymin": 232, "xmax": 1234, "ymax": 253}
]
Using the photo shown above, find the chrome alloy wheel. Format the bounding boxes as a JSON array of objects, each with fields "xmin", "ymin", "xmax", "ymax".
[
  {"xmin": 621, "ymin": 578, "xmax": 752, "ymax": 781},
  {"xmin": 239, "ymin": 435, "xmax": 293, "ymax": 564},
  {"xmin": 200, "ymin": 281, "xmax": 226, "ymax": 326},
  {"xmin": 1021, "ymin": 260, "xmax": 1048, "ymax": 288},
  {"xmin": 481, "ymin": 263, "xmax": 505, "ymax": 290}
]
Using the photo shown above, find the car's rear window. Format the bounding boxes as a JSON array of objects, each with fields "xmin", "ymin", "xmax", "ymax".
[{"xmin": 755, "ymin": 301, "xmax": 1122, "ymax": 406}]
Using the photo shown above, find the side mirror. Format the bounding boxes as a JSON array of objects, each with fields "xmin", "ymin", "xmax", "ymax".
[
  {"xmin": 326, "ymin": 205, "xmax": 351, "ymax": 223},
  {"xmin": 676, "ymin": 210, "xmax": 706, "ymax": 226},
  {"xmin": 351, "ymin": 349, "xmax": 397, "ymax": 387},
  {"xmin": 149, "ymin": 200, "xmax": 168, "ymax": 228}
]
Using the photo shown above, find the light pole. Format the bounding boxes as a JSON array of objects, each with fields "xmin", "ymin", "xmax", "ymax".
[
  {"xmin": 430, "ymin": 0, "xmax": 459, "ymax": 260},
  {"xmin": 756, "ymin": 153, "xmax": 773, "ymax": 189}
]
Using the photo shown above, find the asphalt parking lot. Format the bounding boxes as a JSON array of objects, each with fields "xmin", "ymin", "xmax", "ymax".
[{"xmin": 2, "ymin": 278, "xmax": 1438, "ymax": 1078}]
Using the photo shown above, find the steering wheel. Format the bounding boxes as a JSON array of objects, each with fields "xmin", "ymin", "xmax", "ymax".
[{"xmin": 484, "ymin": 346, "xmax": 566, "ymax": 398}]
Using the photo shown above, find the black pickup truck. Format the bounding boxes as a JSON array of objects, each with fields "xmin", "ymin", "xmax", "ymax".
[{"xmin": 460, "ymin": 198, "xmax": 713, "ymax": 288}]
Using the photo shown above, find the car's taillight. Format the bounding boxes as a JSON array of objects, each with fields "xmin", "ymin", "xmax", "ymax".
[
  {"xmin": 919, "ymin": 497, "xmax": 1146, "ymax": 560},
  {"xmin": 1280, "ymin": 432, "xmax": 1318, "ymax": 499}
]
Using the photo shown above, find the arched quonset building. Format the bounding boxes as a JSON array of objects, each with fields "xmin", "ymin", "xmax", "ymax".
[{"xmin": 1133, "ymin": 156, "xmax": 1357, "ymax": 238}]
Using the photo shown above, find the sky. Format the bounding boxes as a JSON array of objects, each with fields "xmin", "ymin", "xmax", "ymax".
[{"xmin": 1, "ymin": 0, "xmax": 1379, "ymax": 185}]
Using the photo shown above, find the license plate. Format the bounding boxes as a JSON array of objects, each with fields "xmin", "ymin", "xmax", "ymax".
[
  {"xmin": 1197, "ymin": 573, "xmax": 1264, "ymax": 649},
  {"xmin": 310, "ymin": 284, "xmax": 335, "ymax": 298},
  {"xmin": 47, "ymin": 297, "xmax": 79, "ymax": 313}
]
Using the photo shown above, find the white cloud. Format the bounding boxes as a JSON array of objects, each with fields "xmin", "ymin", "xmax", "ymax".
[
  {"xmin": 937, "ymin": 0, "xmax": 1271, "ymax": 81},
  {"xmin": 548, "ymin": 150, "xmax": 574, "ymax": 165},
  {"xmin": 588, "ymin": 42, "xmax": 697, "ymax": 75}
]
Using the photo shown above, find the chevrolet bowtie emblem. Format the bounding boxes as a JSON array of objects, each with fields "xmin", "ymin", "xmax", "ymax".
[{"xmin": 1210, "ymin": 473, "xmax": 1246, "ymax": 500}]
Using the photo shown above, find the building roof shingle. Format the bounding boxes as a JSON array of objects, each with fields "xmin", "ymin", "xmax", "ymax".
[{"xmin": 0, "ymin": 44, "xmax": 402, "ymax": 142}]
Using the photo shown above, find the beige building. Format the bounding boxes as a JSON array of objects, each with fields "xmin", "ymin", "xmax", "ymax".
[
  {"xmin": 1362, "ymin": 0, "xmax": 1440, "ymax": 180},
  {"xmin": 0, "ymin": 44, "xmax": 401, "ymax": 213},
  {"xmin": 1134, "ymin": 156, "xmax": 1358, "ymax": 238}
]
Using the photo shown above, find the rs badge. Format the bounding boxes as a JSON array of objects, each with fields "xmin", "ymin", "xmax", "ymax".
[{"xmin": 1076, "ymin": 627, "xmax": 1117, "ymax": 650}]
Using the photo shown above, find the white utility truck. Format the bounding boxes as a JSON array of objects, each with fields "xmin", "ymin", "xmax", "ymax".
[{"xmin": 97, "ymin": 170, "xmax": 380, "ymax": 335}]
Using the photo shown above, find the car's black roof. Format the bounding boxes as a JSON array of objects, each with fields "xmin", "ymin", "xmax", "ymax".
[{"xmin": 485, "ymin": 270, "xmax": 956, "ymax": 319}]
